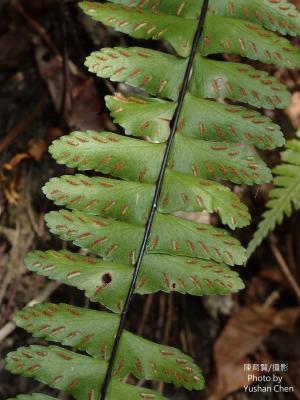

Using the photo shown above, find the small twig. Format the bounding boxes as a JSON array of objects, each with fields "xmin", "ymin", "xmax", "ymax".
[
  {"xmin": 271, "ymin": 243, "xmax": 300, "ymax": 301},
  {"xmin": 0, "ymin": 281, "xmax": 60, "ymax": 343},
  {"xmin": 263, "ymin": 290, "xmax": 281, "ymax": 308},
  {"xmin": 0, "ymin": 322, "xmax": 15, "ymax": 343},
  {"xmin": 11, "ymin": 0, "xmax": 59, "ymax": 55}
]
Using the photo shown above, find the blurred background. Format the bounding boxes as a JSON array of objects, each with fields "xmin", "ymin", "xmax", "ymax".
[{"xmin": 0, "ymin": 1, "xmax": 300, "ymax": 399}]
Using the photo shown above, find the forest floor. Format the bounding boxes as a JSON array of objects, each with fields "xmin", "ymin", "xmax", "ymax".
[{"xmin": 0, "ymin": 1, "xmax": 300, "ymax": 399}]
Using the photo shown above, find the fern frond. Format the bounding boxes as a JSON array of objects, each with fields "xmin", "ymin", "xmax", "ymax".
[
  {"xmin": 25, "ymin": 251, "xmax": 244, "ymax": 312},
  {"xmin": 6, "ymin": 1, "xmax": 300, "ymax": 399},
  {"xmin": 106, "ymin": 92, "xmax": 284, "ymax": 149},
  {"xmin": 81, "ymin": 2, "xmax": 300, "ymax": 67},
  {"xmin": 105, "ymin": 94, "xmax": 176, "ymax": 142},
  {"xmin": 80, "ymin": 2, "xmax": 195, "ymax": 57},
  {"xmin": 44, "ymin": 211, "xmax": 246, "ymax": 265},
  {"xmin": 86, "ymin": 47, "xmax": 291, "ymax": 108},
  {"xmin": 85, "ymin": 47, "xmax": 185, "ymax": 100},
  {"xmin": 49, "ymin": 131, "xmax": 272, "ymax": 185},
  {"xmin": 189, "ymin": 55, "xmax": 290, "ymax": 109},
  {"xmin": 247, "ymin": 132, "xmax": 300, "ymax": 257},
  {"xmin": 105, "ymin": 0, "xmax": 300, "ymax": 36},
  {"xmin": 14, "ymin": 303, "xmax": 204, "ymax": 389},
  {"xmin": 43, "ymin": 172, "xmax": 250, "ymax": 229},
  {"xmin": 201, "ymin": 14, "xmax": 300, "ymax": 67},
  {"xmin": 6, "ymin": 345, "xmax": 168, "ymax": 400},
  {"xmin": 208, "ymin": 0, "xmax": 300, "ymax": 36}
]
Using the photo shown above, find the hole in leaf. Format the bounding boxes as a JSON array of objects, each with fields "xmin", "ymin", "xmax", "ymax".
[
  {"xmin": 102, "ymin": 273, "xmax": 112, "ymax": 285},
  {"xmin": 172, "ymin": 283, "xmax": 176, "ymax": 289}
]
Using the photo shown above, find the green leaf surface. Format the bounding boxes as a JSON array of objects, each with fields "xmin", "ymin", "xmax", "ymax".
[
  {"xmin": 45, "ymin": 210, "xmax": 143, "ymax": 265},
  {"xmin": 49, "ymin": 130, "xmax": 164, "ymax": 184},
  {"xmin": 170, "ymin": 135, "xmax": 272, "ymax": 185},
  {"xmin": 44, "ymin": 210, "xmax": 246, "ymax": 265},
  {"xmin": 180, "ymin": 93, "xmax": 284, "ymax": 149},
  {"xmin": 80, "ymin": 2, "xmax": 195, "ymax": 58},
  {"xmin": 208, "ymin": 0, "xmax": 300, "ymax": 36},
  {"xmin": 201, "ymin": 14, "xmax": 300, "ymax": 68},
  {"xmin": 150, "ymin": 214, "xmax": 245, "ymax": 265},
  {"xmin": 247, "ymin": 133, "xmax": 300, "ymax": 257},
  {"xmin": 49, "ymin": 131, "xmax": 272, "ymax": 185},
  {"xmin": 6, "ymin": 346, "xmax": 167, "ymax": 400},
  {"xmin": 43, "ymin": 174, "xmax": 154, "ymax": 225},
  {"xmin": 86, "ymin": 47, "xmax": 290, "ymax": 108},
  {"xmin": 161, "ymin": 170, "xmax": 250, "ymax": 229},
  {"xmin": 105, "ymin": 93, "xmax": 175, "ymax": 142},
  {"xmin": 106, "ymin": 92, "xmax": 284, "ymax": 149},
  {"xmin": 81, "ymin": 2, "xmax": 300, "ymax": 67},
  {"xmin": 85, "ymin": 47, "xmax": 185, "ymax": 101},
  {"xmin": 15, "ymin": 303, "xmax": 204, "ymax": 390},
  {"xmin": 105, "ymin": 0, "xmax": 200, "ymax": 19},
  {"xmin": 25, "ymin": 250, "xmax": 131, "ymax": 312},
  {"xmin": 189, "ymin": 55, "xmax": 291, "ymax": 109},
  {"xmin": 25, "ymin": 251, "xmax": 244, "ymax": 312},
  {"xmin": 43, "ymin": 171, "xmax": 250, "ymax": 229},
  {"xmin": 106, "ymin": 0, "xmax": 300, "ymax": 36}
]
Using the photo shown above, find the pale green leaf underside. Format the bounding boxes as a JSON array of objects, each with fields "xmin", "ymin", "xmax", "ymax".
[
  {"xmin": 247, "ymin": 134, "xmax": 300, "ymax": 257},
  {"xmin": 80, "ymin": 2, "xmax": 195, "ymax": 58},
  {"xmin": 44, "ymin": 210, "xmax": 246, "ymax": 266},
  {"xmin": 160, "ymin": 171, "xmax": 250, "ymax": 229},
  {"xmin": 190, "ymin": 55, "xmax": 290, "ymax": 110},
  {"xmin": 106, "ymin": 92, "xmax": 284, "ymax": 149},
  {"xmin": 6, "ymin": 345, "xmax": 167, "ymax": 400},
  {"xmin": 208, "ymin": 0, "xmax": 300, "ymax": 36},
  {"xmin": 49, "ymin": 131, "xmax": 272, "ymax": 185},
  {"xmin": 80, "ymin": 2, "xmax": 300, "ymax": 67},
  {"xmin": 43, "ymin": 172, "xmax": 250, "ymax": 229},
  {"xmin": 15, "ymin": 303, "xmax": 204, "ymax": 390},
  {"xmin": 85, "ymin": 47, "xmax": 185, "ymax": 101},
  {"xmin": 25, "ymin": 251, "xmax": 244, "ymax": 312},
  {"xmin": 105, "ymin": 0, "xmax": 300, "ymax": 36},
  {"xmin": 43, "ymin": 174, "xmax": 153, "ymax": 226},
  {"xmin": 201, "ymin": 14, "xmax": 300, "ymax": 68},
  {"xmin": 105, "ymin": 93, "xmax": 175, "ymax": 143},
  {"xmin": 85, "ymin": 47, "xmax": 290, "ymax": 108}
]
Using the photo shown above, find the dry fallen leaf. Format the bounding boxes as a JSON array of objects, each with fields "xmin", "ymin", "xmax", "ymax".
[
  {"xmin": 206, "ymin": 306, "xmax": 300, "ymax": 399},
  {"xmin": 35, "ymin": 43, "xmax": 103, "ymax": 131}
]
